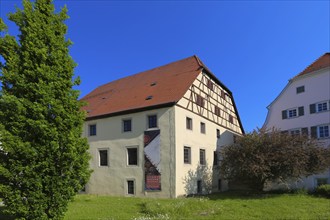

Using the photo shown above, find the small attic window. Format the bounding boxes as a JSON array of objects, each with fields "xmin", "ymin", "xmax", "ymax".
[
  {"xmin": 146, "ymin": 95, "xmax": 153, "ymax": 100},
  {"xmin": 150, "ymin": 82, "xmax": 157, "ymax": 86}
]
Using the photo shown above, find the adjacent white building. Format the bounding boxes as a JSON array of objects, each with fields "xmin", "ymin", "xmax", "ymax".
[
  {"xmin": 81, "ymin": 56, "xmax": 244, "ymax": 198},
  {"xmin": 264, "ymin": 52, "xmax": 330, "ymax": 189}
]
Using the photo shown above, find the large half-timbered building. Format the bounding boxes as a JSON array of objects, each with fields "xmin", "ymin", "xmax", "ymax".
[{"xmin": 81, "ymin": 56, "xmax": 244, "ymax": 198}]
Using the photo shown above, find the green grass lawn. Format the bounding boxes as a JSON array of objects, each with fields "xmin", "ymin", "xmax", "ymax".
[
  {"xmin": 1, "ymin": 192, "xmax": 329, "ymax": 220},
  {"xmin": 63, "ymin": 192, "xmax": 330, "ymax": 220}
]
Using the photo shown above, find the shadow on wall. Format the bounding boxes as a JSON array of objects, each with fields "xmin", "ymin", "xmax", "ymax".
[{"xmin": 182, "ymin": 163, "xmax": 213, "ymax": 196}]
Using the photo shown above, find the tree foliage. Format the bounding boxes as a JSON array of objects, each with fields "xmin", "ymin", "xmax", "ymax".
[
  {"xmin": 219, "ymin": 128, "xmax": 330, "ymax": 191},
  {"xmin": 0, "ymin": 0, "xmax": 91, "ymax": 219}
]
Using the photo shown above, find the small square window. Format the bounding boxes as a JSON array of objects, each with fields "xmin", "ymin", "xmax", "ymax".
[
  {"xmin": 89, "ymin": 124, "xmax": 96, "ymax": 136},
  {"xmin": 148, "ymin": 115, "xmax": 157, "ymax": 129},
  {"xmin": 99, "ymin": 149, "xmax": 108, "ymax": 166},
  {"xmin": 127, "ymin": 180, "xmax": 135, "ymax": 195},
  {"xmin": 207, "ymin": 79, "xmax": 214, "ymax": 90},
  {"xmin": 186, "ymin": 117, "xmax": 193, "ymax": 130},
  {"xmin": 200, "ymin": 122, "xmax": 206, "ymax": 134},
  {"xmin": 184, "ymin": 146, "xmax": 191, "ymax": 164},
  {"xmin": 296, "ymin": 86, "xmax": 305, "ymax": 94},
  {"xmin": 123, "ymin": 119, "xmax": 132, "ymax": 132},
  {"xmin": 199, "ymin": 149, "xmax": 206, "ymax": 165},
  {"xmin": 127, "ymin": 148, "xmax": 138, "ymax": 166},
  {"xmin": 288, "ymin": 109, "xmax": 297, "ymax": 118}
]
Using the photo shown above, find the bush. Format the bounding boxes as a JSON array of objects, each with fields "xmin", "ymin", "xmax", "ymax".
[{"xmin": 315, "ymin": 184, "xmax": 330, "ymax": 198}]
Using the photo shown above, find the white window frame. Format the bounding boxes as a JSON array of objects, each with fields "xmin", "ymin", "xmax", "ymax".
[
  {"xmin": 126, "ymin": 146, "xmax": 139, "ymax": 166},
  {"xmin": 316, "ymin": 101, "xmax": 329, "ymax": 113},
  {"xmin": 317, "ymin": 125, "xmax": 329, "ymax": 139},
  {"xmin": 98, "ymin": 148, "xmax": 109, "ymax": 167},
  {"xmin": 287, "ymin": 108, "xmax": 297, "ymax": 118},
  {"xmin": 289, "ymin": 128, "xmax": 301, "ymax": 136}
]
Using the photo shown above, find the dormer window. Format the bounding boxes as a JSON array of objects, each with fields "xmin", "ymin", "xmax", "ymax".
[{"xmin": 146, "ymin": 95, "xmax": 153, "ymax": 100}]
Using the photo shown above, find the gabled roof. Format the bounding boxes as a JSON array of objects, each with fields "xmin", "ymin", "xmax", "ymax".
[
  {"xmin": 81, "ymin": 55, "xmax": 243, "ymax": 134},
  {"xmin": 293, "ymin": 52, "xmax": 330, "ymax": 79},
  {"xmin": 81, "ymin": 56, "xmax": 202, "ymax": 119}
]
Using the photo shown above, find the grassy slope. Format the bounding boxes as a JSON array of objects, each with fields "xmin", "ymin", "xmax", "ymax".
[{"xmin": 63, "ymin": 193, "xmax": 330, "ymax": 220}]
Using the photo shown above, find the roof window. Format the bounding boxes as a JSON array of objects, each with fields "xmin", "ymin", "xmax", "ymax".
[
  {"xmin": 146, "ymin": 96, "xmax": 153, "ymax": 100},
  {"xmin": 150, "ymin": 82, "xmax": 157, "ymax": 86}
]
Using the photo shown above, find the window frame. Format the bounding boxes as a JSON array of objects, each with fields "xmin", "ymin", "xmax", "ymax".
[
  {"xmin": 89, "ymin": 124, "xmax": 97, "ymax": 136},
  {"xmin": 196, "ymin": 94, "xmax": 205, "ymax": 107},
  {"xmin": 184, "ymin": 146, "xmax": 191, "ymax": 164},
  {"xmin": 214, "ymin": 106, "xmax": 221, "ymax": 117},
  {"xmin": 200, "ymin": 122, "xmax": 206, "ymax": 134},
  {"xmin": 216, "ymin": 129, "xmax": 220, "ymax": 139},
  {"xmin": 126, "ymin": 179, "xmax": 135, "ymax": 195},
  {"xmin": 199, "ymin": 149, "xmax": 206, "ymax": 165},
  {"xmin": 147, "ymin": 114, "xmax": 158, "ymax": 129},
  {"xmin": 122, "ymin": 118, "xmax": 132, "ymax": 132},
  {"xmin": 318, "ymin": 125, "xmax": 329, "ymax": 139},
  {"xmin": 316, "ymin": 101, "xmax": 329, "ymax": 113},
  {"xmin": 98, "ymin": 148, "xmax": 109, "ymax": 167},
  {"xmin": 186, "ymin": 117, "xmax": 193, "ymax": 130},
  {"xmin": 296, "ymin": 86, "xmax": 305, "ymax": 94},
  {"xmin": 127, "ymin": 146, "xmax": 138, "ymax": 166}
]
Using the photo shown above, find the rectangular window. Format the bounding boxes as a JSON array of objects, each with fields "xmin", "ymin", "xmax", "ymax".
[
  {"xmin": 318, "ymin": 125, "xmax": 329, "ymax": 138},
  {"xmin": 229, "ymin": 115, "xmax": 234, "ymax": 124},
  {"xmin": 216, "ymin": 129, "xmax": 220, "ymax": 138},
  {"xmin": 197, "ymin": 180, "xmax": 202, "ymax": 194},
  {"xmin": 186, "ymin": 117, "xmax": 193, "ymax": 130},
  {"xmin": 99, "ymin": 149, "xmax": 108, "ymax": 166},
  {"xmin": 199, "ymin": 149, "xmax": 206, "ymax": 165},
  {"xmin": 89, "ymin": 124, "xmax": 96, "ymax": 136},
  {"xmin": 127, "ymin": 148, "xmax": 138, "ymax": 165},
  {"xmin": 296, "ymin": 86, "xmax": 305, "ymax": 94},
  {"xmin": 221, "ymin": 90, "xmax": 226, "ymax": 99},
  {"xmin": 196, "ymin": 94, "xmax": 205, "ymax": 107},
  {"xmin": 123, "ymin": 119, "xmax": 132, "ymax": 132},
  {"xmin": 184, "ymin": 146, "xmax": 191, "ymax": 164},
  {"xmin": 207, "ymin": 79, "xmax": 214, "ymax": 90},
  {"xmin": 127, "ymin": 180, "xmax": 135, "ymax": 195},
  {"xmin": 148, "ymin": 115, "xmax": 157, "ymax": 129},
  {"xmin": 288, "ymin": 109, "xmax": 297, "ymax": 118},
  {"xmin": 289, "ymin": 129, "xmax": 300, "ymax": 136},
  {"xmin": 214, "ymin": 106, "xmax": 221, "ymax": 116},
  {"xmin": 200, "ymin": 122, "xmax": 206, "ymax": 134},
  {"xmin": 317, "ymin": 102, "xmax": 328, "ymax": 112},
  {"xmin": 213, "ymin": 151, "xmax": 218, "ymax": 166}
]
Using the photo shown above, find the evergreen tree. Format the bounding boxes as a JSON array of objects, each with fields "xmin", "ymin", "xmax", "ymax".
[{"xmin": 0, "ymin": 0, "xmax": 91, "ymax": 219}]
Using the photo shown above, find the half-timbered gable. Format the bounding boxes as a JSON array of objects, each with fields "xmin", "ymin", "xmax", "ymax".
[{"xmin": 177, "ymin": 71, "xmax": 243, "ymax": 134}]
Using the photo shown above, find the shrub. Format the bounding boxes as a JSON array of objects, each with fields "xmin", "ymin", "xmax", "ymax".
[{"xmin": 315, "ymin": 184, "xmax": 330, "ymax": 198}]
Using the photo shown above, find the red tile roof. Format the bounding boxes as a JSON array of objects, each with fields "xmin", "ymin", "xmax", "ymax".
[
  {"xmin": 294, "ymin": 52, "xmax": 330, "ymax": 78},
  {"xmin": 81, "ymin": 56, "xmax": 202, "ymax": 119},
  {"xmin": 81, "ymin": 55, "xmax": 244, "ymax": 135}
]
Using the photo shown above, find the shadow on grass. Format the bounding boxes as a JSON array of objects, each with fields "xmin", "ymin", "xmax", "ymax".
[
  {"xmin": 205, "ymin": 190, "xmax": 284, "ymax": 201},
  {"xmin": 0, "ymin": 207, "xmax": 14, "ymax": 220}
]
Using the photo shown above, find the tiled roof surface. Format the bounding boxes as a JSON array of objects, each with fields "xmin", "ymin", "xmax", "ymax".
[
  {"xmin": 294, "ymin": 52, "xmax": 330, "ymax": 78},
  {"xmin": 81, "ymin": 56, "xmax": 202, "ymax": 119}
]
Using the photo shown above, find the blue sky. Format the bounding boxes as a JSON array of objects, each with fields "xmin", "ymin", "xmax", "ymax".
[{"xmin": 1, "ymin": 0, "xmax": 329, "ymax": 132}]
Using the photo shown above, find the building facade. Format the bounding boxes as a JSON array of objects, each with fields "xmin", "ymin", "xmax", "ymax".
[
  {"xmin": 81, "ymin": 56, "xmax": 244, "ymax": 198},
  {"xmin": 263, "ymin": 53, "xmax": 330, "ymax": 189}
]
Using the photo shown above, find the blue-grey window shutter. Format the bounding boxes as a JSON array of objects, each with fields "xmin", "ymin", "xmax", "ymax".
[
  {"xmin": 310, "ymin": 104, "xmax": 316, "ymax": 114},
  {"xmin": 282, "ymin": 110, "xmax": 287, "ymax": 119},
  {"xmin": 298, "ymin": 106, "xmax": 304, "ymax": 116}
]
